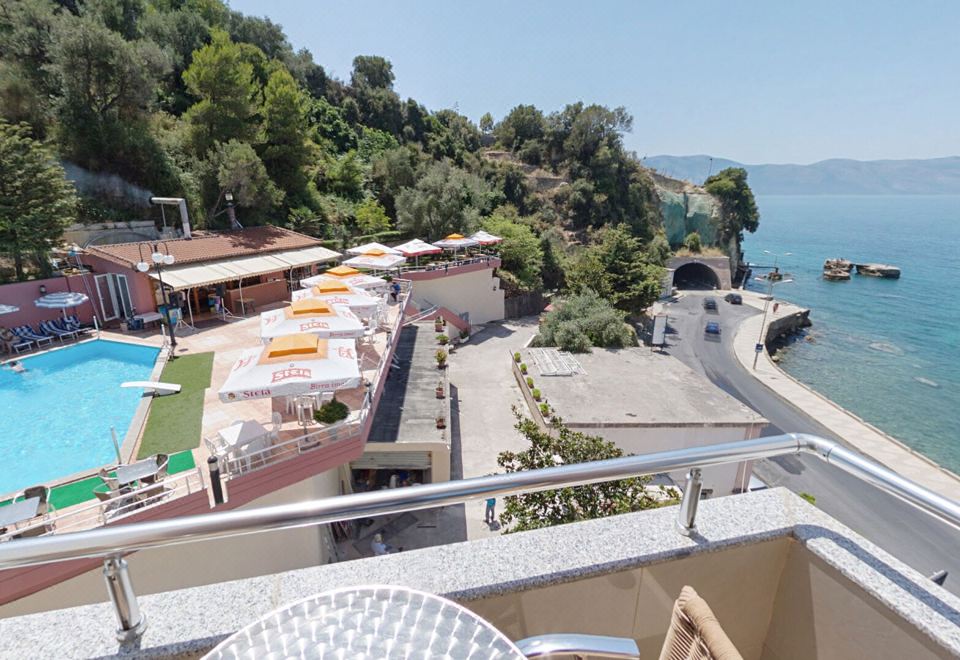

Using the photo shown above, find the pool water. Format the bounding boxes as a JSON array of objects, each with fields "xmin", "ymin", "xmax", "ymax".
[{"xmin": 0, "ymin": 340, "xmax": 160, "ymax": 495}]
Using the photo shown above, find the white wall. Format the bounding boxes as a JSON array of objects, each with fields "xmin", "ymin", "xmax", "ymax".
[
  {"xmin": 581, "ymin": 425, "xmax": 761, "ymax": 495},
  {"xmin": 0, "ymin": 467, "xmax": 343, "ymax": 619},
  {"xmin": 411, "ymin": 269, "xmax": 504, "ymax": 324}
]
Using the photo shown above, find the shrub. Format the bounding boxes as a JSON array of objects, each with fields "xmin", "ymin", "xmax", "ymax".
[
  {"xmin": 683, "ymin": 231, "xmax": 702, "ymax": 253},
  {"xmin": 533, "ymin": 290, "xmax": 635, "ymax": 353},
  {"xmin": 532, "ymin": 388, "xmax": 541, "ymax": 400},
  {"xmin": 520, "ymin": 363, "xmax": 528, "ymax": 374},
  {"xmin": 436, "ymin": 349, "xmax": 447, "ymax": 366},
  {"xmin": 525, "ymin": 376, "xmax": 534, "ymax": 388},
  {"xmin": 437, "ymin": 334, "xmax": 449, "ymax": 345},
  {"xmin": 539, "ymin": 403, "xmax": 550, "ymax": 417},
  {"xmin": 461, "ymin": 329, "xmax": 470, "ymax": 339},
  {"xmin": 314, "ymin": 396, "xmax": 349, "ymax": 424},
  {"xmin": 799, "ymin": 492, "xmax": 817, "ymax": 505},
  {"xmin": 513, "ymin": 352, "xmax": 521, "ymax": 362}
]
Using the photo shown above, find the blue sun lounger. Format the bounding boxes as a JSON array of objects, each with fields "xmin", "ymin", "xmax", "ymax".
[{"xmin": 13, "ymin": 326, "xmax": 53, "ymax": 348}]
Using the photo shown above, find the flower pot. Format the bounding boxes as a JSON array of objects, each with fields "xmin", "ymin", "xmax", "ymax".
[
  {"xmin": 435, "ymin": 387, "xmax": 444, "ymax": 398},
  {"xmin": 436, "ymin": 417, "xmax": 446, "ymax": 429}
]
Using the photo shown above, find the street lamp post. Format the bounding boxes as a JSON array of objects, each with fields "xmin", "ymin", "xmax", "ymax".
[
  {"xmin": 137, "ymin": 243, "xmax": 177, "ymax": 357},
  {"xmin": 752, "ymin": 251, "xmax": 793, "ymax": 370}
]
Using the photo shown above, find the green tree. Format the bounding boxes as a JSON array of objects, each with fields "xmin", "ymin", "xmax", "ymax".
[
  {"xmin": 200, "ymin": 139, "xmax": 282, "ymax": 226},
  {"xmin": 479, "ymin": 112, "xmax": 494, "ymax": 135},
  {"xmin": 354, "ymin": 199, "xmax": 391, "ymax": 234},
  {"xmin": 370, "ymin": 145, "xmax": 420, "ymax": 218},
  {"xmin": 395, "ymin": 160, "xmax": 495, "ymax": 238},
  {"xmin": 704, "ymin": 167, "xmax": 760, "ymax": 244},
  {"xmin": 350, "ymin": 55, "xmax": 394, "ymax": 89},
  {"xmin": 494, "ymin": 104, "xmax": 545, "ymax": 152},
  {"xmin": 259, "ymin": 64, "xmax": 310, "ymax": 197},
  {"xmin": 533, "ymin": 290, "xmax": 635, "ymax": 352},
  {"xmin": 182, "ymin": 29, "xmax": 260, "ymax": 154},
  {"xmin": 683, "ymin": 231, "xmax": 702, "ymax": 253},
  {"xmin": 482, "ymin": 207, "xmax": 543, "ymax": 291},
  {"xmin": 566, "ymin": 225, "xmax": 663, "ymax": 315},
  {"xmin": 310, "ymin": 96, "xmax": 357, "ymax": 152},
  {"xmin": 0, "ymin": 122, "xmax": 77, "ymax": 280},
  {"xmin": 320, "ymin": 150, "xmax": 365, "ymax": 201},
  {"xmin": 497, "ymin": 408, "xmax": 655, "ymax": 532}
]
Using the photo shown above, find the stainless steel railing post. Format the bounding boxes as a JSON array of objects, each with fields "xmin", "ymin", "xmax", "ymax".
[
  {"xmin": 676, "ymin": 468, "xmax": 703, "ymax": 536},
  {"xmin": 102, "ymin": 556, "xmax": 147, "ymax": 642}
]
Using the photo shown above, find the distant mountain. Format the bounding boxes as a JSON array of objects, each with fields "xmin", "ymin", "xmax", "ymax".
[{"xmin": 643, "ymin": 155, "xmax": 960, "ymax": 195}]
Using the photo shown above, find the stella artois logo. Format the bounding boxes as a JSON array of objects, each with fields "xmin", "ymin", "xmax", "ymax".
[{"xmin": 271, "ymin": 367, "xmax": 312, "ymax": 383}]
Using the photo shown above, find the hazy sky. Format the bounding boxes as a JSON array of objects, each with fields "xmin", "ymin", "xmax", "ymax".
[{"xmin": 229, "ymin": 0, "xmax": 960, "ymax": 164}]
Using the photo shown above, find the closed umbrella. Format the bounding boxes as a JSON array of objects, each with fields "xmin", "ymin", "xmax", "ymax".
[
  {"xmin": 0, "ymin": 304, "xmax": 19, "ymax": 315},
  {"xmin": 218, "ymin": 334, "xmax": 362, "ymax": 402}
]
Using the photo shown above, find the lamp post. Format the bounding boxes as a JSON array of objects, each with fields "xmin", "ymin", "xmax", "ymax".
[
  {"xmin": 137, "ymin": 243, "xmax": 177, "ymax": 357},
  {"xmin": 752, "ymin": 251, "xmax": 793, "ymax": 370}
]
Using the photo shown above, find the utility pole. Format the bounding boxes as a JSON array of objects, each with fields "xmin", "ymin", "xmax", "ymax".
[{"xmin": 752, "ymin": 251, "xmax": 793, "ymax": 369}]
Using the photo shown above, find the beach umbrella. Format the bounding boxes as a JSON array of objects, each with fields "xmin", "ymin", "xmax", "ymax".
[
  {"xmin": 34, "ymin": 291, "xmax": 90, "ymax": 319},
  {"xmin": 0, "ymin": 304, "xmax": 19, "ymax": 315},
  {"xmin": 291, "ymin": 288, "xmax": 380, "ymax": 318},
  {"xmin": 301, "ymin": 267, "xmax": 388, "ymax": 291},
  {"xmin": 393, "ymin": 238, "xmax": 442, "ymax": 267},
  {"xmin": 342, "ymin": 249, "xmax": 407, "ymax": 271},
  {"xmin": 433, "ymin": 233, "xmax": 479, "ymax": 252},
  {"xmin": 259, "ymin": 299, "xmax": 365, "ymax": 343},
  {"xmin": 218, "ymin": 334, "xmax": 362, "ymax": 403},
  {"xmin": 469, "ymin": 230, "xmax": 502, "ymax": 246},
  {"xmin": 346, "ymin": 241, "xmax": 401, "ymax": 256}
]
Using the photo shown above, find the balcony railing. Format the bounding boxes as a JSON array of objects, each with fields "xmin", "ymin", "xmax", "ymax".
[{"xmin": 1, "ymin": 433, "xmax": 958, "ymax": 643}]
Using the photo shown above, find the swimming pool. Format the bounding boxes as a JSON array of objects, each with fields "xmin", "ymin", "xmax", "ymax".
[{"xmin": 0, "ymin": 340, "xmax": 160, "ymax": 495}]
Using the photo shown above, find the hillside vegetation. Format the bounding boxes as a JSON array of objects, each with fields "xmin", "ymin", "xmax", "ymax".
[{"xmin": 0, "ymin": 0, "xmax": 757, "ymax": 319}]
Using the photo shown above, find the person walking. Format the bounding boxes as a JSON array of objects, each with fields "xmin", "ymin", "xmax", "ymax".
[
  {"xmin": 484, "ymin": 497, "xmax": 496, "ymax": 524},
  {"xmin": 390, "ymin": 281, "xmax": 401, "ymax": 302}
]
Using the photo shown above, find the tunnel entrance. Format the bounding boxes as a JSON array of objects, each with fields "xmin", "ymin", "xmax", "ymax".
[{"xmin": 673, "ymin": 262, "xmax": 721, "ymax": 290}]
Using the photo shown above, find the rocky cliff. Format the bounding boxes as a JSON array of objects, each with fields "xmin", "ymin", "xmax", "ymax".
[{"xmin": 648, "ymin": 171, "xmax": 722, "ymax": 247}]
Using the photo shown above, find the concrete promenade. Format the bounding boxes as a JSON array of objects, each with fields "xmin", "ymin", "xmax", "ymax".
[{"xmin": 735, "ymin": 290, "xmax": 960, "ymax": 499}]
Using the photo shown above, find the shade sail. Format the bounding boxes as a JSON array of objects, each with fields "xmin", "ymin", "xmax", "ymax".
[
  {"xmin": 291, "ymin": 289, "xmax": 380, "ymax": 318},
  {"xmin": 393, "ymin": 239, "xmax": 442, "ymax": 257},
  {"xmin": 148, "ymin": 246, "xmax": 342, "ymax": 291},
  {"xmin": 342, "ymin": 252, "xmax": 407, "ymax": 270},
  {"xmin": 434, "ymin": 234, "xmax": 479, "ymax": 250},
  {"xmin": 218, "ymin": 336, "xmax": 361, "ymax": 402},
  {"xmin": 259, "ymin": 303, "xmax": 365, "ymax": 342},
  {"xmin": 34, "ymin": 292, "xmax": 90, "ymax": 308},
  {"xmin": 469, "ymin": 230, "xmax": 502, "ymax": 245},
  {"xmin": 0, "ymin": 304, "xmax": 20, "ymax": 315},
  {"xmin": 300, "ymin": 273, "xmax": 388, "ymax": 291},
  {"xmin": 346, "ymin": 242, "xmax": 400, "ymax": 256}
]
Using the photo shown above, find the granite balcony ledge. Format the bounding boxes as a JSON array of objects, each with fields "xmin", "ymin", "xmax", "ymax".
[{"xmin": 1, "ymin": 488, "xmax": 959, "ymax": 659}]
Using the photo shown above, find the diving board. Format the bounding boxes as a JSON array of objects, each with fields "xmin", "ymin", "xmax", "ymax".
[{"xmin": 121, "ymin": 381, "xmax": 182, "ymax": 396}]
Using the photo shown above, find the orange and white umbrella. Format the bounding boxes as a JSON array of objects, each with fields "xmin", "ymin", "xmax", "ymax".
[
  {"xmin": 469, "ymin": 230, "xmax": 502, "ymax": 246},
  {"xmin": 394, "ymin": 239, "xmax": 442, "ymax": 258},
  {"xmin": 291, "ymin": 284, "xmax": 380, "ymax": 318},
  {"xmin": 433, "ymin": 233, "xmax": 479, "ymax": 251},
  {"xmin": 342, "ymin": 248, "xmax": 406, "ymax": 270},
  {"xmin": 259, "ymin": 299, "xmax": 365, "ymax": 343},
  {"xmin": 218, "ymin": 334, "xmax": 361, "ymax": 403},
  {"xmin": 301, "ymin": 266, "xmax": 387, "ymax": 291},
  {"xmin": 346, "ymin": 242, "xmax": 400, "ymax": 256}
]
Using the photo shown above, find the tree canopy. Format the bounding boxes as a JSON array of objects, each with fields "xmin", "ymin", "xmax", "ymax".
[
  {"xmin": 533, "ymin": 289, "xmax": 636, "ymax": 352},
  {"xmin": 705, "ymin": 167, "xmax": 760, "ymax": 244},
  {"xmin": 481, "ymin": 207, "xmax": 543, "ymax": 292}
]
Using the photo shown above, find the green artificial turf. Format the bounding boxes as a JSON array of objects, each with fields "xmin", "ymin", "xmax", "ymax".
[{"xmin": 137, "ymin": 352, "xmax": 214, "ymax": 459}]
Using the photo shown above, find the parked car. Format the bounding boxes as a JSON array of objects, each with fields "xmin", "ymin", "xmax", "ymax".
[
  {"xmin": 724, "ymin": 293, "xmax": 743, "ymax": 305},
  {"xmin": 704, "ymin": 321, "xmax": 721, "ymax": 336},
  {"xmin": 702, "ymin": 297, "xmax": 718, "ymax": 311}
]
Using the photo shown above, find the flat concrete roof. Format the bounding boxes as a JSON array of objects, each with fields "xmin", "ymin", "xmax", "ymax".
[{"xmin": 522, "ymin": 348, "xmax": 766, "ymax": 427}]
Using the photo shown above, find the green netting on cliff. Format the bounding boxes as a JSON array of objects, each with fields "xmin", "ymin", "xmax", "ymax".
[{"xmin": 658, "ymin": 190, "xmax": 719, "ymax": 247}]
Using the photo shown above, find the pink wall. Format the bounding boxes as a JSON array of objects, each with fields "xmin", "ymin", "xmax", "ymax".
[
  {"xmin": 81, "ymin": 254, "xmax": 158, "ymax": 319},
  {"xmin": 0, "ymin": 275, "xmax": 97, "ymax": 329},
  {"xmin": 402, "ymin": 257, "xmax": 501, "ymax": 282}
]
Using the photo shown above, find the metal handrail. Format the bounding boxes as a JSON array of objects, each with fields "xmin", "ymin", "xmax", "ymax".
[{"xmin": 2, "ymin": 433, "xmax": 959, "ymax": 641}]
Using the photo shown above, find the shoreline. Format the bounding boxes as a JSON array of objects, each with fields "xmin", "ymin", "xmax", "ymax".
[{"xmin": 733, "ymin": 290, "xmax": 960, "ymax": 498}]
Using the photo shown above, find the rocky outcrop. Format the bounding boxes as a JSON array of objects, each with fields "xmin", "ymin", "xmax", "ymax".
[{"xmin": 648, "ymin": 171, "xmax": 721, "ymax": 247}]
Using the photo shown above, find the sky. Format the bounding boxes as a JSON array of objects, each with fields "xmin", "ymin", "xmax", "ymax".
[{"xmin": 229, "ymin": 0, "xmax": 960, "ymax": 164}]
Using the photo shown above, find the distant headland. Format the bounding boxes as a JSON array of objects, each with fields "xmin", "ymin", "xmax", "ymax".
[{"xmin": 643, "ymin": 154, "xmax": 960, "ymax": 195}]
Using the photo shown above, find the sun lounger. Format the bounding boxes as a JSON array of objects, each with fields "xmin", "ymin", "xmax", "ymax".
[
  {"xmin": 63, "ymin": 315, "xmax": 94, "ymax": 334},
  {"xmin": 39, "ymin": 320, "xmax": 76, "ymax": 342},
  {"xmin": 0, "ymin": 327, "xmax": 33, "ymax": 354},
  {"xmin": 13, "ymin": 325, "xmax": 53, "ymax": 348}
]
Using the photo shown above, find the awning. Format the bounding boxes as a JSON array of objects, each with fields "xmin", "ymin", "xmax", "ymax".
[
  {"xmin": 351, "ymin": 451, "xmax": 434, "ymax": 470},
  {"xmin": 149, "ymin": 246, "xmax": 342, "ymax": 291}
]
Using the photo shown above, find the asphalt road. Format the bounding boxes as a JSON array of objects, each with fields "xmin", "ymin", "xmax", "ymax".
[{"xmin": 661, "ymin": 290, "xmax": 960, "ymax": 595}]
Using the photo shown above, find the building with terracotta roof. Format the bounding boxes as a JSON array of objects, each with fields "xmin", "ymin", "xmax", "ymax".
[{"xmin": 82, "ymin": 226, "xmax": 341, "ymax": 325}]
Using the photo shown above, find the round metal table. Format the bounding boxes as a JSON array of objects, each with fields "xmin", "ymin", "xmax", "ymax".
[{"xmin": 204, "ymin": 585, "xmax": 525, "ymax": 659}]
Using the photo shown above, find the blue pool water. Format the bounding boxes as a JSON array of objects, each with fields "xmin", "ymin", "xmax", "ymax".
[
  {"xmin": 0, "ymin": 340, "xmax": 160, "ymax": 495},
  {"xmin": 742, "ymin": 195, "xmax": 960, "ymax": 472}
]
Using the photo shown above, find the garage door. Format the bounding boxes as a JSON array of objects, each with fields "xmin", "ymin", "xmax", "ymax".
[{"xmin": 351, "ymin": 451, "xmax": 432, "ymax": 470}]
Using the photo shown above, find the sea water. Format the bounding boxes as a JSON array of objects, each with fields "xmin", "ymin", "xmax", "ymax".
[{"xmin": 742, "ymin": 195, "xmax": 960, "ymax": 472}]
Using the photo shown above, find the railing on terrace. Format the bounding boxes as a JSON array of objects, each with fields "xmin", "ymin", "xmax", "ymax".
[
  {"xmin": 1, "ymin": 434, "xmax": 959, "ymax": 644},
  {"xmin": 394, "ymin": 255, "xmax": 499, "ymax": 275},
  {"xmin": 0, "ymin": 468, "xmax": 206, "ymax": 542}
]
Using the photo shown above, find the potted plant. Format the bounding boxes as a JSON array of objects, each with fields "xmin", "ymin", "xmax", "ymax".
[
  {"xmin": 532, "ymin": 388, "xmax": 542, "ymax": 401},
  {"xmin": 314, "ymin": 395, "xmax": 350, "ymax": 424},
  {"xmin": 539, "ymin": 402, "xmax": 550, "ymax": 417},
  {"xmin": 434, "ymin": 318, "xmax": 444, "ymax": 333},
  {"xmin": 513, "ymin": 352, "xmax": 521, "ymax": 363},
  {"xmin": 437, "ymin": 334, "xmax": 449, "ymax": 345},
  {"xmin": 435, "ymin": 381, "xmax": 445, "ymax": 398},
  {"xmin": 436, "ymin": 349, "xmax": 447, "ymax": 369},
  {"xmin": 525, "ymin": 376, "xmax": 534, "ymax": 388},
  {"xmin": 519, "ymin": 363, "xmax": 528, "ymax": 374},
  {"xmin": 436, "ymin": 415, "xmax": 446, "ymax": 429}
]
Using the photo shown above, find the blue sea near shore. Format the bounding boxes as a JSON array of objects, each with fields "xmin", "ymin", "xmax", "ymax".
[{"xmin": 741, "ymin": 195, "xmax": 960, "ymax": 473}]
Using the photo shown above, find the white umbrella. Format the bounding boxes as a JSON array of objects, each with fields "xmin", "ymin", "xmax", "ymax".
[
  {"xmin": 433, "ymin": 233, "xmax": 479, "ymax": 251},
  {"xmin": 218, "ymin": 335, "xmax": 361, "ymax": 403},
  {"xmin": 0, "ymin": 304, "xmax": 19, "ymax": 315},
  {"xmin": 301, "ymin": 266, "xmax": 387, "ymax": 291},
  {"xmin": 469, "ymin": 230, "xmax": 503, "ymax": 246},
  {"xmin": 346, "ymin": 242, "xmax": 401, "ymax": 256},
  {"xmin": 342, "ymin": 250, "xmax": 407, "ymax": 270},
  {"xmin": 34, "ymin": 291, "xmax": 90, "ymax": 319},
  {"xmin": 394, "ymin": 239, "xmax": 442, "ymax": 258},
  {"xmin": 291, "ymin": 289, "xmax": 380, "ymax": 318},
  {"xmin": 259, "ymin": 300, "xmax": 365, "ymax": 343}
]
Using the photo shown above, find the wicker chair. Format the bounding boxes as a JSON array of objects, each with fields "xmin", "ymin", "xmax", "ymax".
[{"xmin": 657, "ymin": 586, "xmax": 743, "ymax": 660}]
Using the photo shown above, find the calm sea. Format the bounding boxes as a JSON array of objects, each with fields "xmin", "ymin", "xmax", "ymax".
[{"xmin": 741, "ymin": 195, "xmax": 960, "ymax": 472}]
